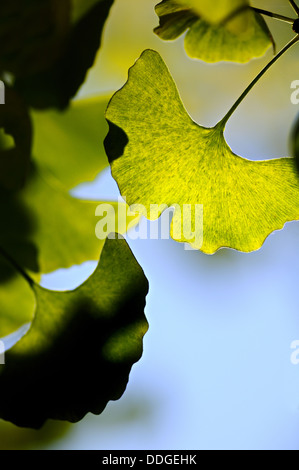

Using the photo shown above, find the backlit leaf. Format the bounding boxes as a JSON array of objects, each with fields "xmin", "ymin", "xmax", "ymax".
[
  {"xmin": 154, "ymin": 0, "xmax": 273, "ymax": 63},
  {"xmin": 180, "ymin": 0, "xmax": 246, "ymax": 24},
  {"xmin": 0, "ymin": 237, "xmax": 149, "ymax": 429},
  {"xmin": 105, "ymin": 50, "xmax": 299, "ymax": 254}
]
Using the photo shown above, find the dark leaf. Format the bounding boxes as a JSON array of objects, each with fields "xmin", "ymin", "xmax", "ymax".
[
  {"xmin": 0, "ymin": 0, "xmax": 70, "ymax": 78},
  {"xmin": 14, "ymin": 0, "xmax": 114, "ymax": 109},
  {"xmin": 0, "ymin": 88, "xmax": 32, "ymax": 190},
  {"xmin": 0, "ymin": 237, "xmax": 149, "ymax": 429}
]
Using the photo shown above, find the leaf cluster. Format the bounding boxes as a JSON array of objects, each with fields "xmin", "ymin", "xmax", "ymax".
[{"xmin": 1, "ymin": 0, "xmax": 299, "ymax": 431}]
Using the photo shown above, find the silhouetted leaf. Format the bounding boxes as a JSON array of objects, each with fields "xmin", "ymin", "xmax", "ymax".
[
  {"xmin": 0, "ymin": 88, "xmax": 32, "ymax": 190},
  {"xmin": 0, "ymin": 237, "xmax": 149, "ymax": 429},
  {"xmin": 0, "ymin": 418, "xmax": 70, "ymax": 450},
  {"xmin": 105, "ymin": 50, "xmax": 299, "ymax": 254},
  {"xmin": 154, "ymin": 0, "xmax": 272, "ymax": 62},
  {"xmin": 0, "ymin": 0, "xmax": 70, "ymax": 78},
  {"xmin": 14, "ymin": 0, "xmax": 114, "ymax": 109}
]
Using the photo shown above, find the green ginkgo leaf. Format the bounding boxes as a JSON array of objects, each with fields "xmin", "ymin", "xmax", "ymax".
[
  {"xmin": 31, "ymin": 95, "xmax": 110, "ymax": 190},
  {"xmin": 179, "ymin": 0, "xmax": 247, "ymax": 24},
  {"xmin": 0, "ymin": 237, "xmax": 149, "ymax": 429},
  {"xmin": 154, "ymin": 0, "xmax": 273, "ymax": 62},
  {"xmin": 105, "ymin": 50, "xmax": 299, "ymax": 254}
]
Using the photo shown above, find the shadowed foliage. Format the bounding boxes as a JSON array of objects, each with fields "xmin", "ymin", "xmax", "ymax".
[{"xmin": 0, "ymin": 237, "xmax": 149, "ymax": 429}]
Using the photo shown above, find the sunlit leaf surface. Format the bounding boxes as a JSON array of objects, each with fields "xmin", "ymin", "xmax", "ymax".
[
  {"xmin": 154, "ymin": 0, "xmax": 272, "ymax": 62},
  {"xmin": 105, "ymin": 50, "xmax": 299, "ymax": 254}
]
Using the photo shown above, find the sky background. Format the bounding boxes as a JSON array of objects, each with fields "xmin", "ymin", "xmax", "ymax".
[{"xmin": 2, "ymin": 0, "xmax": 299, "ymax": 450}]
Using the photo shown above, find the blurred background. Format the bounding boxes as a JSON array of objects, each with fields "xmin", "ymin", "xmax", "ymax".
[{"xmin": 2, "ymin": 0, "xmax": 299, "ymax": 450}]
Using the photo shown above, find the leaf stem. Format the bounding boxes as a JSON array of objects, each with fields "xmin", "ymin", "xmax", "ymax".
[
  {"xmin": 251, "ymin": 7, "xmax": 294, "ymax": 24},
  {"xmin": 289, "ymin": 0, "xmax": 299, "ymax": 15},
  {"xmin": 0, "ymin": 245, "xmax": 34, "ymax": 287},
  {"xmin": 218, "ymin": 35, "xmax": 299, "ymax": 129}
]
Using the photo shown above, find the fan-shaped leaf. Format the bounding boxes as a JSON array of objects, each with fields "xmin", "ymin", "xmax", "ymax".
[
  {"xmin": 105, "ymin": 50, "xmax": 299, "ymax": 254},
  {"xmin": 154, "ymin": 0, "xmax": 273, "ymax": 63},
  {"xmin": 0, "ymin": 237, "xmax": 149, "ymax": 429}
]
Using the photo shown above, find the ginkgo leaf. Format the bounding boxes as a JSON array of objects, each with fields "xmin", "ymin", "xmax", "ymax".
[
  {"xmin": 0, "ymin": 237, "xmax": 149, "ymax": 429},
  {"xmin": 105, "ymin": 50, "xmax": 299, "ymax": 254},
  {"xmin": 31, "ymin": 95, "xmax": 110, "ymax": 191},
  {"xmin": 0, "ymin": 165, "xmax": 139, "ymax": 278},
  {"xmin": 180, "ymin": 0, "xmax": 246, "ymax": 24},
  {"xmin": 154, "ymin": 0, "xmax": 273, "ymax": 62}
]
